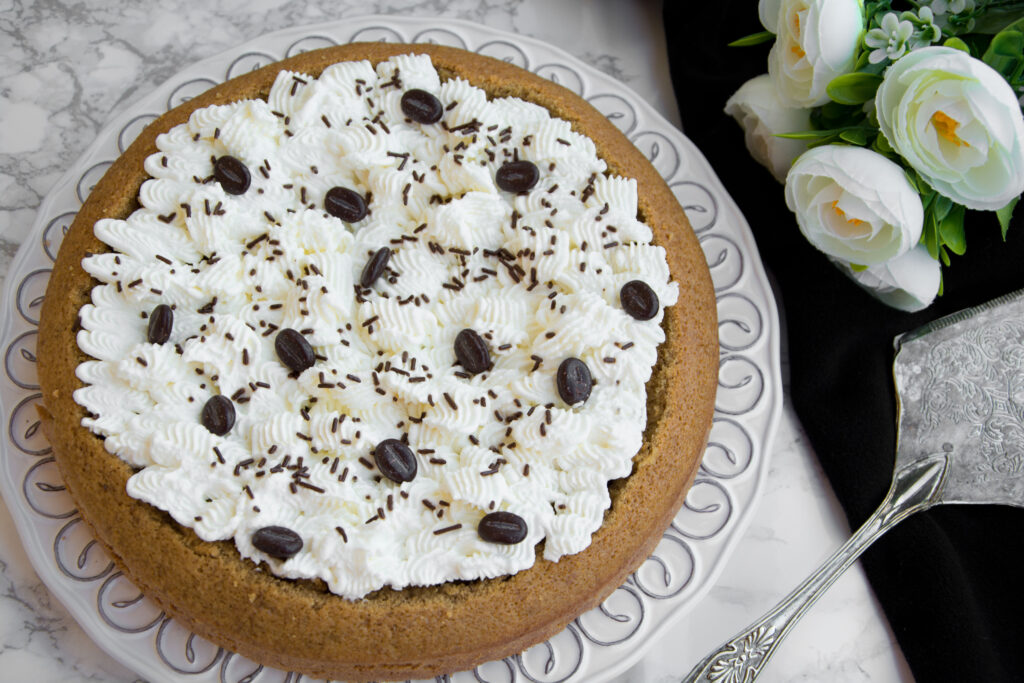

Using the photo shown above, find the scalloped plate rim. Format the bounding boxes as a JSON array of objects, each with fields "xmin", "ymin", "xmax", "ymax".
[{"xmin": 0, "ymin": 14, "xmax": 782, "ymax": 683}]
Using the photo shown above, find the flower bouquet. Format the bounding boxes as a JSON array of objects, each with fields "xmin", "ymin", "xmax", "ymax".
[{"xmin": 726, "ymin": 0, "xmax": 1024, "ymax": 311}]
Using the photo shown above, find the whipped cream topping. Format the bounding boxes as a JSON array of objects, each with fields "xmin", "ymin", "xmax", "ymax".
[{"xmin": 74, "ymin": 54, "xmax": 679, "ymax": 599}]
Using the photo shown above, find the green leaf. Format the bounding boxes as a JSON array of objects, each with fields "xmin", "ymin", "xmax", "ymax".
[
  {"xmin": 903, "ymin": 169, "xmax": 921, "ymax": 193},
  {"xmin": 849, "ymin": 263, "xmax": 869, "ymax": 272},
  {"xmin": 816, "ymin": 101, "xmax": 869, "ymax": 128},
  {"xmin": 873, "ymin": 132, "xmax": 894, "ymax": 155},
  {"xmin": 920, "ymin": 189, "xmax": 939, "ymax": 214},
  {"xmin": 728, "ymin": 31, "xmax": 776, "ymax": 47},
  {"xmin": 839, "ymin": 128, "xmax": 871, "ymax": 145},
  {"xmin": 923, "ymin": 209, "xmax": 940, "ymax": 260},
  {"xmin": 998, "ymin": 16, "xmax": 1024, "ymax": 35},
  {"xmin": 827, "ymin": 72, "xmax": 884, "ymax": 105},
  {"xmin": 972, "ymin": 5, "xmax": 1024, "ymax": 35},
  {"xmin": 983, "ymin": 30, "xmax": 1024, "ymax": 78},
  {"xmin": 775, "ymin": 130, "xmax": 839, "ymax": 140},
  {"xmin": 997, "ymin": 197, "xmax": 1019, "ymax": 240},
  {"xmin": 988, "ymin": 31, "xmax": 1024, "ymax": 58},
  {"xmin": 939, "ymin": 204, "xmax": 967, "ymax": 255},
  {"xmin": 905, "ymin": 169, "xmax": 933, "ymax": 197},
  {"xmin": 905, "ymin": 169, "xmax": 927, "ymax": 197},
  {"xmin": 944, "ymin": 37, "xmax": 971, "ymax": 53},
  {"xmin": 940, "ymin": 246, "xmax": 951, "ymax": 267},
  {"xmin": 854, "ymin": 49, "xmax": 873, "ymax": 72},
  {"xmin": 948, "ymin": 35, "xmax": 986, "ymax": 58},
  {"xmin": 864, "ymin": 0, "xmax": 893, "ymax": 17},
  {"xmin": 932, "ymin": 193, "xmax": 954, "ymax": 223}
]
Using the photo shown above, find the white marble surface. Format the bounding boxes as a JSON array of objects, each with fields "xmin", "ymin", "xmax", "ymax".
[{"xmin": 0, "ymin": 1, "xmax": 914, "ymax": 681}]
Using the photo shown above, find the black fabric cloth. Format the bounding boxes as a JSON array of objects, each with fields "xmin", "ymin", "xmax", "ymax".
[{"xmin": 663, "ymin": 3, "xmax": 1024, "ymax": 681}]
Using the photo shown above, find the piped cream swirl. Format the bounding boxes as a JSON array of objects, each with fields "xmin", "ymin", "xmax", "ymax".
[{"xmin": 74, "ymin": 54, "xmax": 679, "ymax": 599}]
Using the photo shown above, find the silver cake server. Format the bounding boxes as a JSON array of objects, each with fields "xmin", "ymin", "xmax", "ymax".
[{"xmin": 684, "ymin": 288, "xmax": 1024, "ymax": 683}]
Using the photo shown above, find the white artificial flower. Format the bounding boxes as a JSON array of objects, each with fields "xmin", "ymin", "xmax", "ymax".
[
  {"xmin": 835, "ymin": 244, "xmax": 941, "ymax": 312},
  {"xmin": 865, "ymin": 13, "xmax": 915, "ymax": 64},
  {"xmin": 759, "ymin": 0, "xmax": 783, "ymax": 32},
  {"xmin": 910, "ymin": 7, "xmax": 942, "ymax": 49},
  {"xmin": 918, "ymin": 1, "xmax": 977, "ymax": 34},
  {"xmin": 785, "ymin": 145, "xmax": 924, "ymax": 265},
  {"xmin": 925, "ymin": 0, "xmax": 976, "ymax": 18},
  {"xmin": 766, "ymin": 0, "xmax": 865, "ymax": 107},
  {"xmin": 875, "ymin": 46, "xmax": 1024, "ymax": 211},
  {"xmin": 724, "ymin": 74, "xmax": 814, "ymax": 182}
]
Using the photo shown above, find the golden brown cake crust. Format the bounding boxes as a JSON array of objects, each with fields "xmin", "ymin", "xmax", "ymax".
[{"xmin": 38, "ymin": 42, "xmax": 718, "ymax": 681}]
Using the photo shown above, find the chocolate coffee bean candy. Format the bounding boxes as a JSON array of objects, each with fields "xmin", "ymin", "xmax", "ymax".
[
  {"xmin": 557, "ymin": 357, "xmax": 592, "ymax": 405},
  {"xmin": 213, "ymin": 155, "xmax": 251, "ymax": 195},
  {"xmin": 373, "ymin": 438, "xmax": 418, "ymax": 483},
  {"xmin": 400, "ymin": 89, "xmax": 444, "ymax": 124},
  {"xmin": 275, "ymin": 328, "xmax": 315, "ymax": 374},
  {"xmin": 146, "ymin": 304, "xmax": 173, "ymax": 344},
  {"xmin": 359, "ymin": 247, "xmax": 391, "ymax": 288},
  {"xmin": 495, "ymin": 160, "xmax": 540, "ymax": 193},
  {"xmin": 478, "ymin": 511, "xmax": 528, "ymax": 544},
  {"xmin": 201, "ymin": 395, "xmax": 235, "ymax": 436},
  {"xmin": 252, "ymin": 526, "xmax": 303, "ymax": 560},
  {"xmin": 454, "ymin": 328, "xmax": 490, "ymax": 375},
  {"xmin": 619, "ymin": 280, "xmax": 659, "ymax": 321},
  {"xmin": 324, "ymin": 186, "xmax": 368, "ymax": 222}
]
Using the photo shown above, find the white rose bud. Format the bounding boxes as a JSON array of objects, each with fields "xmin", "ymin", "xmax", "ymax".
[
  {"xmin": 767, "ymin": 0, "xmax": 864, "ymax": 107},
  {"xmin": 835, "ymin": 245, "xmax": 941, "ymax": 312},
  {"xmin": 725, "ymin": 74, "xmax": 814, "ymax": 182},
  {"xmin": 785, "ymin": 145, "xmax": 924, "ymax": 265},
  {"xmin": 876, "ymin": 46, "xmax": 1024, "ymax": 211}
]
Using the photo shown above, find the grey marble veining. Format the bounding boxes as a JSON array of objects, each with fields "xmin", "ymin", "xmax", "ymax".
[
  {"xmin": 0, "ymin": 1, "xmax": 911, "ymax": 681},
  {"xmin": 0, "ymin": 0, "xmax": 677, "ymax": 264}
]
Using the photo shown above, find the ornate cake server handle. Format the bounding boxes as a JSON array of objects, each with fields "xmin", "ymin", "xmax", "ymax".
[
  {"xmin": 683, "ymin": 454, "xmax": 946, "ymax": 683},
  {"xmin": 686, "ymin": 290, "xmax": 1024, "ymax": 681}
]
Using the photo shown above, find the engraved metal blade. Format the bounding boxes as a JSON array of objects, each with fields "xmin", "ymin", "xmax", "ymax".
[
  {"xmin": 893, "ymin": 287, "xmax": 1024, "ymax": 507},
  {"xmin": 685, "ymin": 289, "xmax": 1024, "ymax": 683}
]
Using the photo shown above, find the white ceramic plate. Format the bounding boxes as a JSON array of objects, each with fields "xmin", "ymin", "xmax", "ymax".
[{"xmin": 0, "ymin": 15, "xmax": 781, "ymax": 683}]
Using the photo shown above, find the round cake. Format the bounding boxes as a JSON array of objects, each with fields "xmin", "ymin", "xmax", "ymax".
[{"xmin": 37, "ymin": 42, "xmax": 717, "ymax": 680}]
